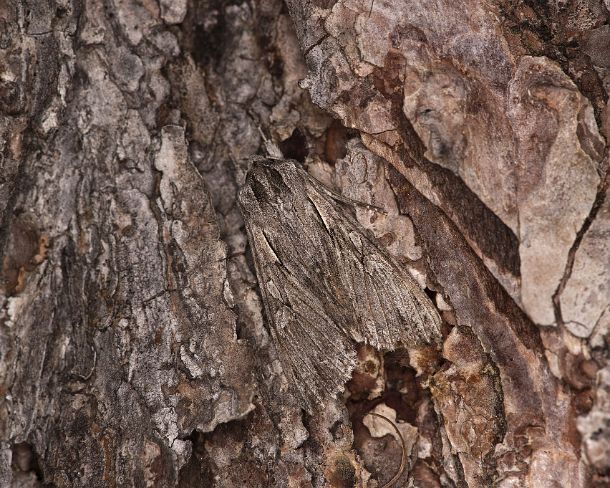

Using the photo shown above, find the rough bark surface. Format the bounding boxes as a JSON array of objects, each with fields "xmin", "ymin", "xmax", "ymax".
[{"xmin": 0, "ymin": 0, "xmax": 608, "ymax": 487}]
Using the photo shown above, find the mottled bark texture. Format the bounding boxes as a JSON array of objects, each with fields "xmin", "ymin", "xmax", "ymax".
[{"xmin": 0, "ymin": 0, "xmax": 608, "ymax": 487}]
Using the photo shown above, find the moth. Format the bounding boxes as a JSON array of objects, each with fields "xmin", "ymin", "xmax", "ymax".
[{"xmin": 238, "ymin": 157, "xmax": 442, "ymax": 410}]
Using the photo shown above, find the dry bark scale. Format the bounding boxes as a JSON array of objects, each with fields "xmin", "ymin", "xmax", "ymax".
[{"xmin": 0, "ymin": 0, "xmax": 609, "ymax": 487}]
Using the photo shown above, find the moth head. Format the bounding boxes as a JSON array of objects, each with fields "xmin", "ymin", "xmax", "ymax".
[{"xmin": 240, "ymin": 158, "xmax": 298, "ymax": 207}]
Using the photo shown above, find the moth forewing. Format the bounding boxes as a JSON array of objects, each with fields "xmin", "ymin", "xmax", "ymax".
[{"xmin": 238, "ymin": 157, "xmax": 442, "ymax": 410}]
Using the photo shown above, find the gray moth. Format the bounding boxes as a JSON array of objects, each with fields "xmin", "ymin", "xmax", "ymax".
[{"xmin": 238, "ymin": 156, "xmax": 442, "ymax": 411}]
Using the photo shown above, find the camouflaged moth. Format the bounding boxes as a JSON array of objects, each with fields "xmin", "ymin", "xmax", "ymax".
[{"xmin": 238, "ymin": 157, "xmax": 441, "ymax": 410}]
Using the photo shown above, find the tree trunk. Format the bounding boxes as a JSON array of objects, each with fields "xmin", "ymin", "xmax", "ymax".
[{"xmin": 1, "ymin": 0, "xmax": 609, "ymax": 487}]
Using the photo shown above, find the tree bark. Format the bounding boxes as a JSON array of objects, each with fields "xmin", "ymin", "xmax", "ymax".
[{"xmin": 0, "ymin": 0, "xmax": 608, "ymax": 487}]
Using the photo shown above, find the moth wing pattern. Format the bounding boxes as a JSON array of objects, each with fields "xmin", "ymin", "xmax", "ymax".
[
  {"xmin": 250, "ymin": 224, "xmax": 357, "ymax": 410},
  {"xmin": 239, "ymin": 157, "xmax": 441, "ymax": 409},
  {"xmin": 304, "ymin": 180, "xmax": 442, "ymax": 349}
]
